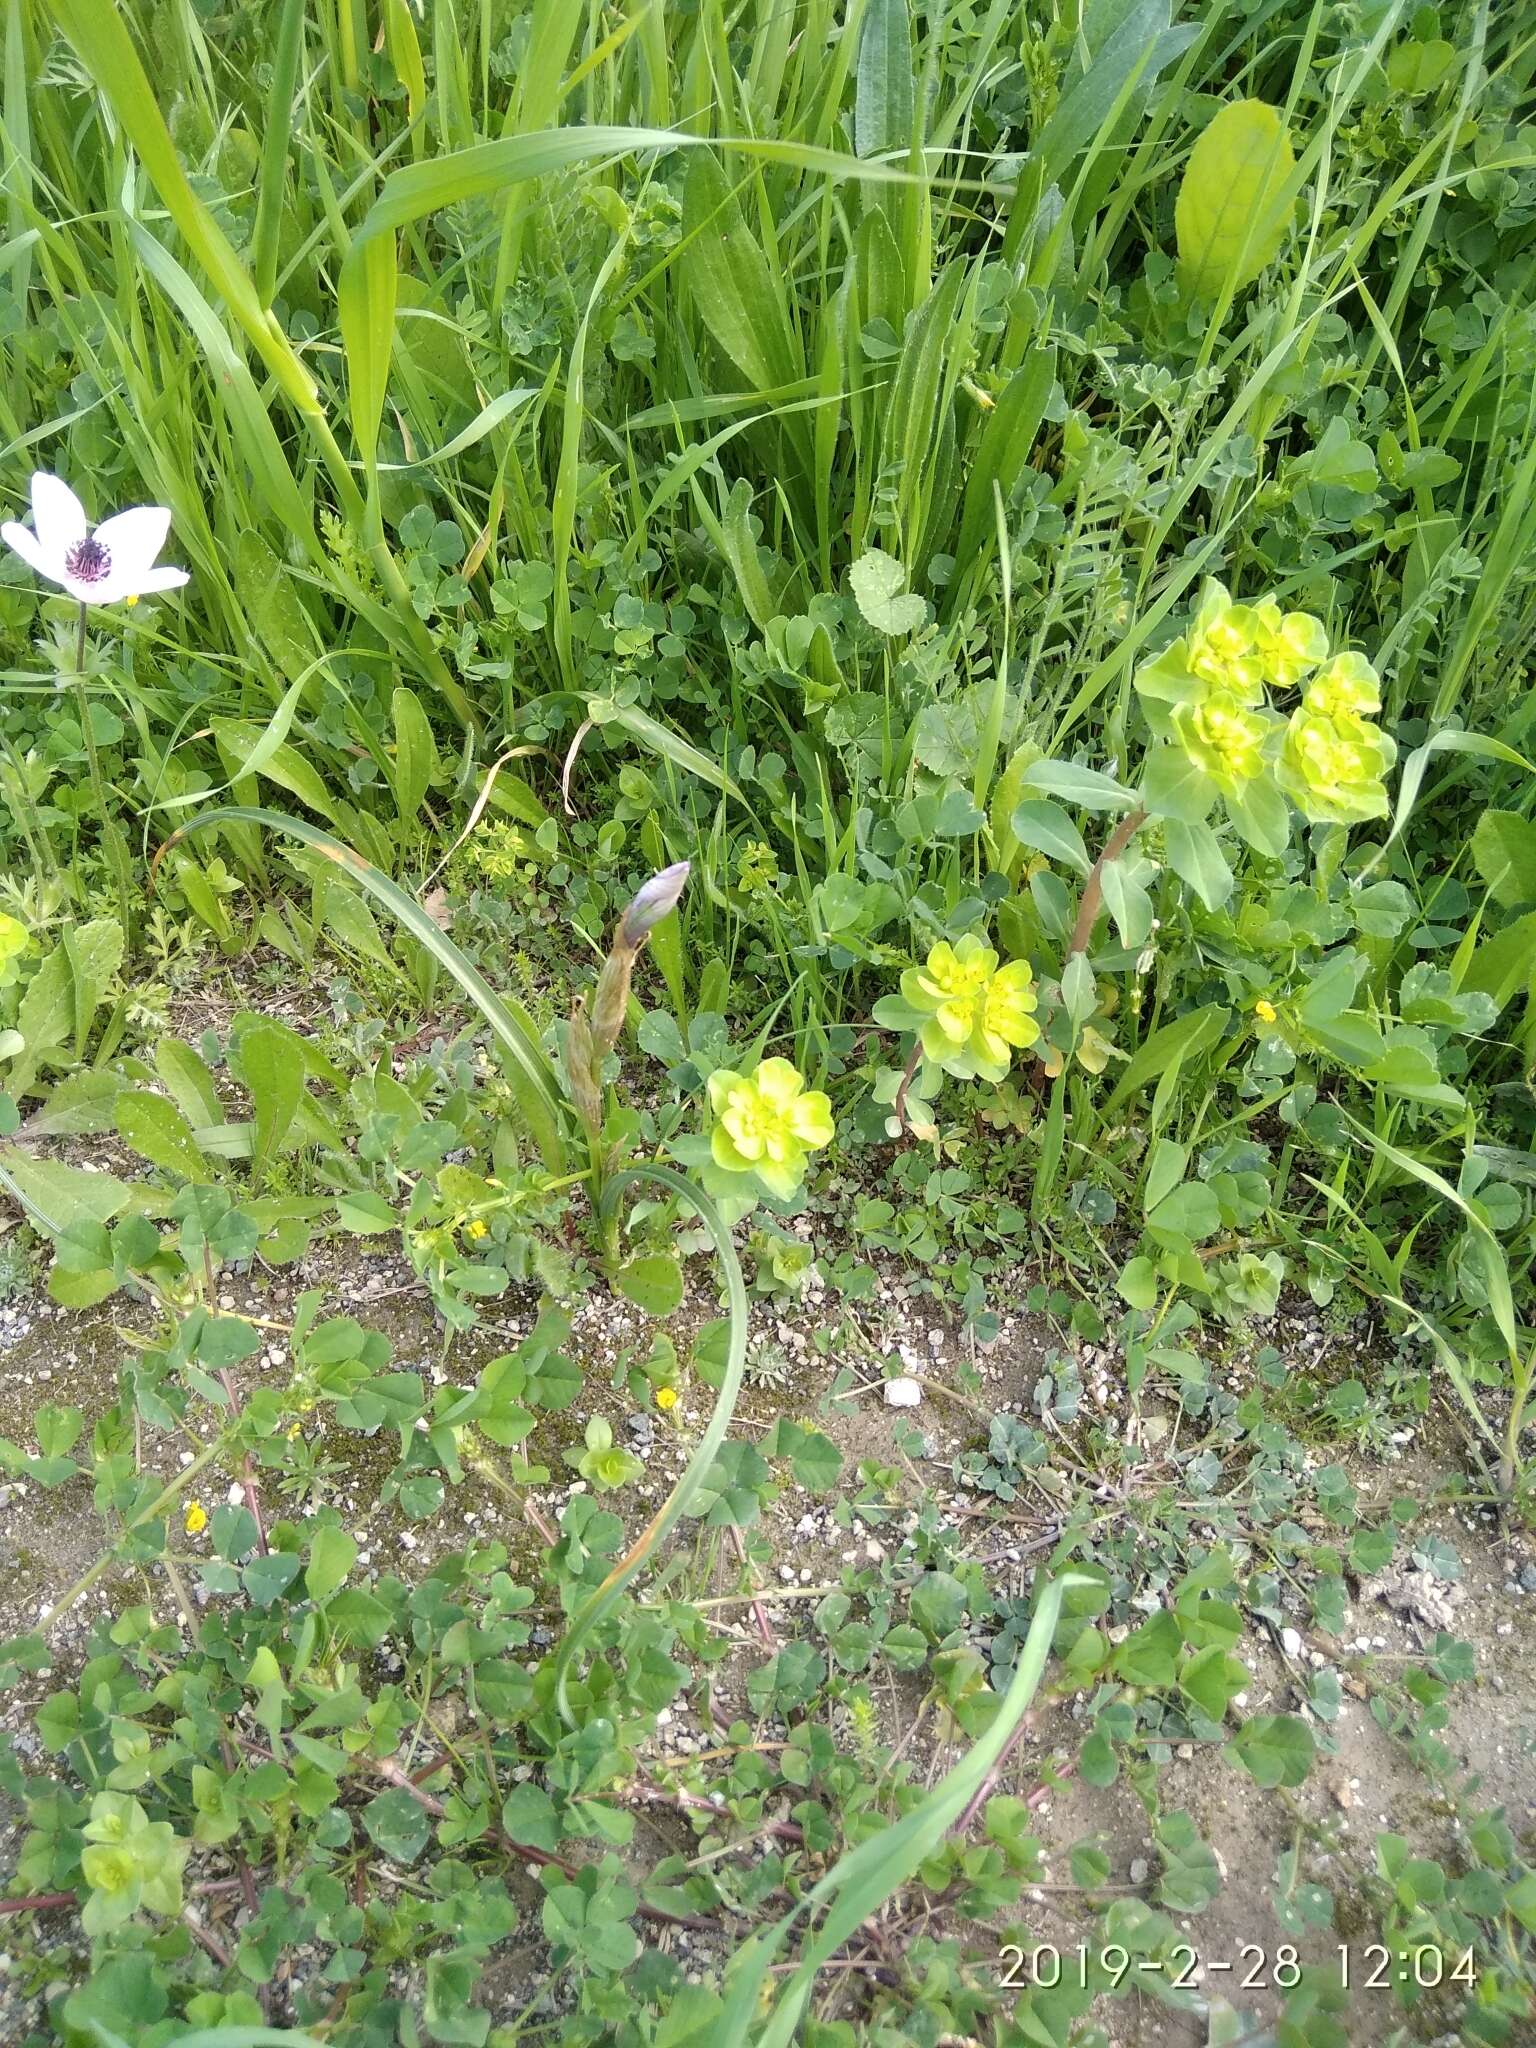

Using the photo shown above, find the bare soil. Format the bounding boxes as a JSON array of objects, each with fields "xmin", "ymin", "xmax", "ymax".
[{"xmin": 0, "ymin": 1233, "xmax": 1532, "ymax": 2045}]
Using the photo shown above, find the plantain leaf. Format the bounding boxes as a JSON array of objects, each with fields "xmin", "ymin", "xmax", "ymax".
[
  {"xmin": 392, "ymin": 686, "xmax": 439, "ymax": 825},
  {"xmin": 1175, "ymin": 100, "xmax": 1296, "ymax": 300},
  {"xmin": 854, "ymin": 0, "xmax": 914, "ymax": 160},
  {"xmin": 338, "ymin": 230, "xmax": 398, "ymax": 485}
]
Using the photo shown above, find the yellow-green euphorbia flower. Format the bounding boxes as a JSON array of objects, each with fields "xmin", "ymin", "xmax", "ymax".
[
  {"xmin": 1276, "ymin": 706, "xmax": 1395, "ymax": 825},
  {"xmin": 1249, "ymin": 598, "xmax": 1329, "ymax": 689},
  {"xmin": 1302, "ymin": 650, "xmax": 1381, "ymax": 721},
  {"xmin": 1184, "ymin": 580, "xmax": 1267, "ymax": 701},
  {"xmin": 709, "ymin": 1057, "xmax": 834, "ymax": 1199},
  {"xmin": 1171, "ymin": 690, "xmax": 1274, "ymax": 791},
  {"xmin": 0, "ymin": 911, "xmax": 25, "ymax": 988},
  {"xmin": 900, "ymin": 934, "xmax": 1040, "ymax": 1083}
]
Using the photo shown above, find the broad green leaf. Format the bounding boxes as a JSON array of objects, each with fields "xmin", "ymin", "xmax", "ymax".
[
  {"xmin": 1140, "ymin": 744, "xmax": 1215, "ymax": 824},
  {"xmin": 392, "ymin": 686, "xmax": 438, "ymax": 824},
  {"xmin": 615, "ymin": 1252, "xmax": 686, "ymax": 1317},
  {"xmin": 1104, "ymin": 1004, "xmax": 1225, "ymax": 1114},
  {"xmin": 363, "ymin": 1786, "xmax": 431, "ymax": 1864},
  {"xmin": 602, "ymin": 702, "xmax": 745, "ymax": 804},
  {"xmin": 1020, "ymin": 760, "xmax": 1137, "ymax": 811},
  {"xmin": 1147, "ymin": 1181, "xmax": 1223, "ymax": 1243},
  {"xmin": 680, "ymin": 149, "xmax": 800, "ymax": 394},
  {"xmin": 337, "ymin": 1190, "xmax": 398, "ymax": 1234},
  {"xmin": 306, "ymin": 1525, "xmax": 357, "ymax": 1604},
  {"xmin": 1010, "ymin": 800, "xmax": 1090, "ymax": 877},
  {"xmin": 956, "ymin": 349, "xmax": 1056, "ymax": 570},
  {"xmin": 1175, "ymin": 100, "xmax": 1297, "ymax": 299},
  {"xmin": 338, "ymin": 229, "xmax": 397, "ymax": 483},
  {"xmin": 1163, "ymin": 816, "xmax": 1234, "ymax": 911},
  {"xmin": 1472, "ymin": 809, "xmax": 1536, "ymax": 909},
  {"xmin": 239, "ymin": 1018, "xmax": 306, "ymax": 1175},
  {"xmin": 850, "ymin": 548, "xmax": 926, "ymax": 635},
  {"xmin": 1230, "ymin": 1713, "xmax": 1315, "ymax": 1789},
  {"xmin": 116, "ymin": 1092, "xmax": 209, "ymax": 1182},
  {"xmin": 1155, "ymin": 1811, "xmax": 1222, "ymax": 1914},
  {"xmin": 9, "ymin": 918, "xmax": 123, "ymax": 1097},
  {"xmin": 213, "ymin": 720, "xmax": 335, "ymax": 818},
  {"xmin": 0, "ymin": 1150, "xmax": 130, "ymax": 1234},
  {"xmin": 155, "ymin": 1039, "xmax": 223, "ymax": 1129}
]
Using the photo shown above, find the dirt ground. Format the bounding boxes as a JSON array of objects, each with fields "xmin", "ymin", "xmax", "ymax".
[{"xmin": 0, "ymin": 1230, "xmax": 1532, "ymax": 2045}]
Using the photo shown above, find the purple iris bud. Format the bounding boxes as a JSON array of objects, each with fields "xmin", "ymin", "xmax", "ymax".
[{"xmin": 620, "ymin": 860, "xmax": 690, "ymax": 946}]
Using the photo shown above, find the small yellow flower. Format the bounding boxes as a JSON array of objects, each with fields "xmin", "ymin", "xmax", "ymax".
[
  {"xmin": 183, "ymin": 1501, "xmax": 208, "ymax": 1535},
  {"xmin": 655, "ymin": 1386, "xmax": 679, "ymax": 1411},
  {"xmin": 287, "ymin": 1421, "xmax": 303, "ymax": 1440},
  {"xmin": 1303, "ymin": 650, "xmax": 1381, "ymax": 722},
  {"xmin": 1171, "ymin": 689, "xmax": 1274, "ymax": 790},
  {"xmin": 1276, "ymin": 705, "xmax": 1394, "ymax": 825},
  {"xmin": 1183, "ymin": 580, "xmax": 1267, "ymax": 700},
  {"xmin": 465, "ymin": 1217, "xmax": 489, "ymax": 1241},
  {"xmin": 1249, "ymin": 598, "xmax": 1329, "ymax": 689},
  {"xmin": 1254, "ymin": 999, "xmax": 1277, "ymax": 1024},
  {"xmin": 899, "ymin": 934, "xmax": 1039, "ymax": 1083},
  {"xmin": 708, "ymin": 1057, "xmax": 834, "ymax": 1199}
]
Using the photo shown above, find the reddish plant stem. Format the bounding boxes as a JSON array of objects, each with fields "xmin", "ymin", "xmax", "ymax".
[
  {"xmin": 0, "ymin": 1891, "xmax": 75, "ymax": 1916},
  {"xmin": 729, "ymin": 1524, "xmax": 777, "ymax": 1650},
  {"xmin": 1065, "ymin": 805, "xmax": 1148, "ymax": 961},
  {"xmin": 182, "ymin": 1906, "xmax": 234, "ymax": 1969},
  {"xmin": 220, "ymin": 1369, "xmax": 268, "ymax": 1554},
  {"xmin": 892, "ymin": 1038, "xmax": 924, "ymax": 1134}
]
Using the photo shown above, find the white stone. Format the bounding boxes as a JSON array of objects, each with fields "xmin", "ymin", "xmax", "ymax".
[{"xmin": 883, "ymin": 1375, "xmax": 922, "ymax": 1408}]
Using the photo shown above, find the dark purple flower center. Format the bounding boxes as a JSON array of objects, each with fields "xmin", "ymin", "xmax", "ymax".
[{"xmin": 65, "ymin": 536, "xmax": 111, "ymax": 584}]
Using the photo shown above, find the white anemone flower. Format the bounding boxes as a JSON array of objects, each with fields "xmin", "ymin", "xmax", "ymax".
[{"xmin": 2, "ymin": 471, "xmax": 189, "ymax": 606}]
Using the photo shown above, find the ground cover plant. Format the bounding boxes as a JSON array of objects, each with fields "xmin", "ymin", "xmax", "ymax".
[{"xmin": 0, "ymin": 0, "xmax": 1534, "ymax": 2043}]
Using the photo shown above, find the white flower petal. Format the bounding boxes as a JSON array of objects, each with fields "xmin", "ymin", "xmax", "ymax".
[
  {"xmin": 91, "ymin": 504, "xmax": 171, "ymax": 579},
  {"xmin": 30, "ymin": 472, "xmax": 87, "ymax": 559},
  {"xmin": 94, "ymin": 562, "xmax": 189, "ymax": 604},
  {"xmin": 1, "ymin": 521, "xmax": 60, "ymax": 582}
]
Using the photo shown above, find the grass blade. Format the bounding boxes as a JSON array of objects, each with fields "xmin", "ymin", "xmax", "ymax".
[
  {"xmin": 251, "ymin": 0, "xmax": 305, "ymax": 307},
  {"xmin": 721, "ymin": 1568, "xmax": 1094, "ymax": 2041},
  {"xmin": 155, "ymin": 807, "xmax": 567, "ymax": 1169}
]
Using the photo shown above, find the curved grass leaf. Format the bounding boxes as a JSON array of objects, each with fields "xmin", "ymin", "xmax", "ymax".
[
  {"xmin": 349, "ymin": 125, "xmax": 921, "ymax": 252},
  {"xmin": 553, "ymin": 1164, "xmax": 749, "ymax": 1722},
  {"xmin": 156, "ymin": 808, "xmax": 566, "ymax": 1169},
  {"xmin": 722, "ymin": 1567, "xmax": 1094, "ymax": 2042}
]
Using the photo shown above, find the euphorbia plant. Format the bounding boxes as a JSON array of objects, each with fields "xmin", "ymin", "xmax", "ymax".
[{"xmin": 871, "ymin": 582, "xmax": 1401, "ymax": 1237}]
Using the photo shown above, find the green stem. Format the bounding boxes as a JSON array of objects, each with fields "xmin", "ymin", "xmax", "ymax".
[
  {"xmin": 1500, "ymin": 1341, "xmax": 1534, "ymax": 1499},
  {"xmin": 554, "ymin": 1164, "xmax": 748, "ymax": 1727},
  {"xmin": 71, "ymin": 604, "xmax": 135, "ymax": 941},
  {"xmin": 35, "ymin": 1432, "xmax": 232, "ymax": 1637}
]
